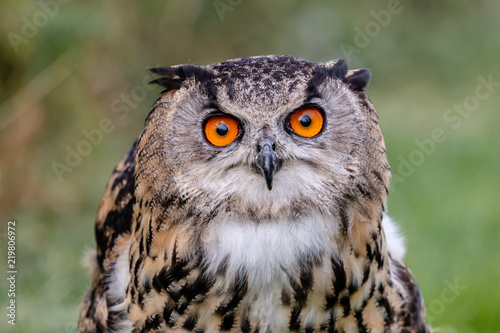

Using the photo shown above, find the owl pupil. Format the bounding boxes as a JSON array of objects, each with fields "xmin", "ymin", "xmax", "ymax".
[
  {"xmin": 299, "ymin": 115, "xmax": 312, "ymax": 127},
  {"xmin": 216, "ymin": 123, "xmax": 229, "ymax": 136}
]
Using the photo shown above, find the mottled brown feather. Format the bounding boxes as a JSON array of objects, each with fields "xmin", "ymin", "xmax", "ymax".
[{"xmin": 78, "ymin": 56, "xmax": 429, "ymax": 333}]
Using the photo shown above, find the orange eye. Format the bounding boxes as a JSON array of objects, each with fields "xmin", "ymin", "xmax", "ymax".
[
  {"xmin": 289, "ymin": 106, "xmax": 324, "ymax": 137},
  {"xmin": 204, "ymin": 115, "xmax": 239, "ymax": 147}
]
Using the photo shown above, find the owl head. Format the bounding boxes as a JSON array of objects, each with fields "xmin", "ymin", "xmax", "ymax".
[{"xmin": 135, "ymin": 56, "xmax": 390, "ymax": 224}]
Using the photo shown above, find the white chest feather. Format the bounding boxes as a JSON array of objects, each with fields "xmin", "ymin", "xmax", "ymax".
[
  {"xmin": 202, "ymin": 211, "xmax": 339, "ymax": 291},
  {"xmin": 201, "ymin": 212, "xmax": 338, "ymax": 330}
]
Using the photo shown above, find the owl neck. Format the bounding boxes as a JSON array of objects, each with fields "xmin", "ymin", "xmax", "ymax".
[
  {"xmin": 127, "ymin": 191, "xmax": 394, "ymax": 330},
  {"xmin": 136, "ymin": 184, "xmax": 391, "ymax": 286},
  {"xmin": 196, "ymin": 198, "xmax": 391, "ymax": 296}
]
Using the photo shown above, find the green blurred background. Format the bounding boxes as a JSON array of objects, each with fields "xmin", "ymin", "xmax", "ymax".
[{"xmin": 1, "ymin": 1, "xmax": 499, "ymax": 332}]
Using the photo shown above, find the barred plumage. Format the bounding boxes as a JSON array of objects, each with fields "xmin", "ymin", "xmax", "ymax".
[{"xmin": 78, "ymin": 55, "xmax": 429, "ymax": 333}]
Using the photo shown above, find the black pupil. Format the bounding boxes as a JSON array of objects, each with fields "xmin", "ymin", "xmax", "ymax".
[
  {"xmin": 216, "ymin": 123, "xmax": 229, "ymax": 136},
  {"xmin": 299, "ymin": 115, "xmax": 312, "ymax": 127}
]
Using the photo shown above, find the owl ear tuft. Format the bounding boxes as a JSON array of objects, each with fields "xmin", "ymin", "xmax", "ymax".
[
  {"xmin": 149, "ymin": 65, "xmax": 213, "ymax": 92},
  {"xmin": 343, "ymin": 68, "xmax": 371, "ymax": 91},
  {"xmin": 325, "ymin": 59, "xmax": 348, "ymax": 79},
  {"xmin": 149, "ymin": 66, "xmax": 186, "ymax": 91},
  {"xmin": 323, "ymin": 59, "xmax": 370, "ymax": 90}
]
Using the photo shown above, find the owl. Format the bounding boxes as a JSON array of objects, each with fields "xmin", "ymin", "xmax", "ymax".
[{"xmin": 77, "ymin": 55, "xmax": 429, "ymax": 333}]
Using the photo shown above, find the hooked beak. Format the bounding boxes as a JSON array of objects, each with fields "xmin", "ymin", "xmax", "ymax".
[{"xmin": 255, "ymin": 139, "xmax": 280, "ymax": 191}]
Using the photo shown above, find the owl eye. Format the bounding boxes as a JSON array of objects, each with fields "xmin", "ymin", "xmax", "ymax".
[
  {"xmin": 204, "ymin": 115, "xmax": 239, "ymax": 147},
  {"xmin": 289, "ymin": 106, "xmax": 324, "ymax": 137}
]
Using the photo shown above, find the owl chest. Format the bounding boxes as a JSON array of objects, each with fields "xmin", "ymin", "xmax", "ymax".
[
  {"xmin": 202, "ymin": 213, "xmax": 335, "ymax": 291},
  {"xmin": 196, "ymin": 215, "xmax": 337, "ymax": 324},
  {"xmin": 129, "ymin": 214, "xmax": 390, "ymax": 332}
]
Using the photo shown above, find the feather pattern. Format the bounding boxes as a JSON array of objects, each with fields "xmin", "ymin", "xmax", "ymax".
[{"xmin": 78, "ymin": 56, "xmax": 429, "ymax": 333}]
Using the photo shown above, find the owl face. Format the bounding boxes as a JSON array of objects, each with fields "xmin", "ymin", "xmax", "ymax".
[{"xmin": 142, "ymin": 56, "xmax": 381, "ymax": 220}]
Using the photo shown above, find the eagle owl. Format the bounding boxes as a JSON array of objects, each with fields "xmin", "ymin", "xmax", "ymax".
[{"xmin": 78, "ymin": 55, "xmax": 429, "ymax": 333}]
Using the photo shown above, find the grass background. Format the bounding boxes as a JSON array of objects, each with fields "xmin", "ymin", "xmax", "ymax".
[{"xmin": 1, "ymin": 1, "xmax": 499, "ymax": 332}]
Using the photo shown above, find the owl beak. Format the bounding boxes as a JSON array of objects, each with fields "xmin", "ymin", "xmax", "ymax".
[{"xmin": 256, "ymin": 140, "xmax": 279, "ymax": 191}]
